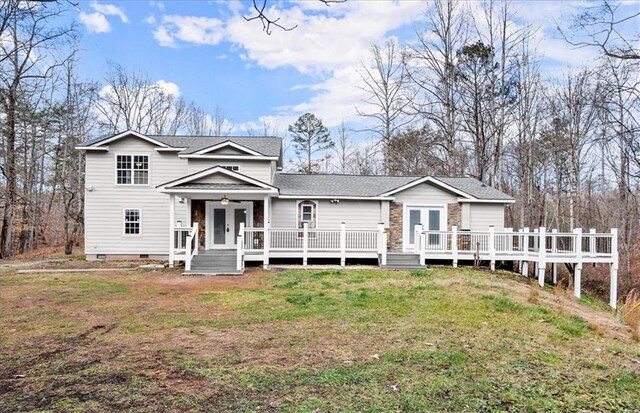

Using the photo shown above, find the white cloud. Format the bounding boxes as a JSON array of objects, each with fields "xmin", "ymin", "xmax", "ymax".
[
  {"xmin": 145, "ymin": 15, "xmax": 157, "ymax": 25},
  {"xmin": 79, "ymin": 12, "xmax": 111, "ymax": 34},
  {"xmin": 91, "ymin": 2, "xmax": 129, "ymax": 23},
  {"xmin": 153, "ymin": 15, "xmax": 225, "ymax": 47},
  {"xmin": 150, "ymin": 1, "xmax": 165, "ymax": 11},
  {"xmin": 79, "ymin": 2, "xmax": 128, "ymax": 34},
  {"xmin": 155, "ymin": 80, "xmax": 180, "ymax": 97}
]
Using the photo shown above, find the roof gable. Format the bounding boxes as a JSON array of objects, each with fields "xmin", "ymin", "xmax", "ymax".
[
  {"xmin": 157, "ymin": 166, "xmax": 276, "ymax": 191},
  {"xmin": 192, "ymin": 141, "xmax": 266, "ymax": 157},
  {"xmin": 78, "ymin": 130, "xmax": 169, "ymax": 149}
]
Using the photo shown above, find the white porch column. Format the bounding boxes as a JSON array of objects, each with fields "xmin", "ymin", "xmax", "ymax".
[
  {"xmin": 551, "ymin": 229, "xmax": 558, "ymax": 284},
  {"xmin": 302, "ymin": 222, "xmax": 309, "ymax": 267},
  {"xmin": 610, "ymin": 228, "xmax": 618, "ymax": 309},
  {"xmin": 538, "ymin": 226, "xmax": 546, "ymax": 287},
  {"xmin": 451, "ymin": 226, "xmax": 458, "ymax": 268},
  {"xmin": 522, "ymin": 227, "xmax": 529, "ymax": 277},
  {"xmin": 169, "ymin": 194, "xmax": 175, "ymax": 267},
  {"xmin": 574, "ymin": 228, "xmax": 583, "ymax": 299},
  {"xmin": 341, "ymin": 223, "xmax": 347, "ymax": 267},
  {"xmin": 263, "ymin": 195, "xmax": 271, "ymax": 269},
  {"xmin": 489, "ymin": 225, "xmax": 496, "ymax": 272},
  {"xmin": 186, "ymin": 198, "xmax": 192, "ymax": 226}
]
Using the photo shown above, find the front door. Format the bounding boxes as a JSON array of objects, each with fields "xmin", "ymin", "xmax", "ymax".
[
  {"xmin": 206, "ymin": 202, "xmax": 251, "ymax": 249},
  {"xmin": 404, "ymin": 206, "xmax": 445, "ymax": 251}
]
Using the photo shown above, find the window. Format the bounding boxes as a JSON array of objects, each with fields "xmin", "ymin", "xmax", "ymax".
[
  {"xmin": 222, "ymin": 166, "xmax": 239, "ymax": 172},
  {"xmin": 116, "ymin": 155, "xmax": 149, "ymax": 185},
  {"xmin": 124, "ymin": 209, "xmax": 141, "ymax": 235},
  {"xmin": 297, "ymin": 200, "xmax": 317, "ymax": 229}
]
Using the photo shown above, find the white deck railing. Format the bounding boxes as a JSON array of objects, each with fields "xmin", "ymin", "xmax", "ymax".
[
  {"xmin": 417, "ymin": 225, "xmax": 619, "ymax": 309},
  {"xmin": 240, "ymin": 222, "xmax": 385, "ymax": 269},
  {"xmin": 172, "ymin": 223, "xmax": 199, "ymax": 271}
]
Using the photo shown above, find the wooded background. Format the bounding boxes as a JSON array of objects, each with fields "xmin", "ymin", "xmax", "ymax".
[{"xmin": 0, "ymin": 0, "xmax": 638, "ymax": 299}]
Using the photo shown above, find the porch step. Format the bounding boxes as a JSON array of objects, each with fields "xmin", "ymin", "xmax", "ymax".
[
  {"xmin": 382, "ymin": 253, "xmax": 425, "ymax": 269},
  {"xmin": 187, "ymin": 249, "xmax": 243, "ymax": 275}
]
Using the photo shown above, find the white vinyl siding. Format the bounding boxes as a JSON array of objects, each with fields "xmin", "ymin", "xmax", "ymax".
[
  {"xmin": 187, "ymin": 159, "xmax": 272, "ymax": 184},
  {"xmin": 84, "ymin": 136, "xmax": 189, "ymax": 256},
  {"xmin": 271, "ymin": 199, "xmax": 382, "ymax": 229},
  {"xmin": 393, "ymin": 182, "xmax": 458, "ymax": 204},
  {"xmin": 469, "ymin": 203, "xmax": 505, "ymax": 231}
]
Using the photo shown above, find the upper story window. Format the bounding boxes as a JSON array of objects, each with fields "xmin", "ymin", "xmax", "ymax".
[
  {"xmin": 116, "ymin": 155, "xmax": 149, "ymax": 185},
  {"xmin": 222, "ymin": 166, "xmax": 239, "ymax": 172}
]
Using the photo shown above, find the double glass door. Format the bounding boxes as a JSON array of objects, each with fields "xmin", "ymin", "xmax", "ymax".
[
  {"xmin": 405, "ymin": 206, "xmax": 444, "ymax": 251},
  {"xmin": 208, "ymin": 203, "xmax": 250, "ymax": 249}
]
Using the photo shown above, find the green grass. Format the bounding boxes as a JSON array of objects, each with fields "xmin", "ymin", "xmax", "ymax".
[{"xmin": 0, "ymin": 266, "xmax": 638, "ymax": 412}]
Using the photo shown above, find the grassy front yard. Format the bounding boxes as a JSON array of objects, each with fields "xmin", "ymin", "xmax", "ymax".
[{"xmin": 0, "ymin": 264, "xmax": 638, "ymax": 412}]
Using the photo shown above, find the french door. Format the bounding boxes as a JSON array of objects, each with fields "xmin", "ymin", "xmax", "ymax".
[
  {"xmin": 404, "ymin": 205, "xmax": 446, "ymax": 251},
  {"xmin": 206, "ymin": 202, "xmax": 251, "ymax": 249}
]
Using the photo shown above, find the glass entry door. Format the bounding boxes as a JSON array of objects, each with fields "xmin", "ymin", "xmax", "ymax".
[
  {"xmin": 207, "ymin": 202, "xmax": 251, "ymax": 249},
  {"xmin": 404, "ymin": 206, "xmax": 445, "ymax": 251}
]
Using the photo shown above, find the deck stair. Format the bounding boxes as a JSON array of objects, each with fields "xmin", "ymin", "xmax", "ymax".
[
  {"xmin": 383, "ymin": 253, "xmax": 425, "ymax": 269},
  {"xmin": 184, "ymin": 249, "xmax": 242, "ymax": 275}
]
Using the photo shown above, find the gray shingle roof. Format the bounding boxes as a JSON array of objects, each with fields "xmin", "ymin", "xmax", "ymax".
[
  {"xmin": 433, "ymin": 177, "xmax": 514, "ymax": 201},
  {"xmin": 79, "ymin": 132, "xmax": 282, "ymax": 158},
  {"xmin": 274, "ymin": 174, "xmax": 513, "ymax": 201},
  {"xmin": 274, "ymin": 174, "xmax": 420, "ymax": 197}
]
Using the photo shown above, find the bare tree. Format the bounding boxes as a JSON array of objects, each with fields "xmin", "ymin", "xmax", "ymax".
[
  {"xmin": 331, "ymin": 121, "xmax": 355, "ymax": 173},
  {"xmin": 384, "ymin": 126, "xmax": 444, "ymax": 176},
  {"xmin": 559, "ymin": 1, "xmax": 640, "ymax": 60},
  {"xmin": 406, "ymin": 0, "xmax": 468, "ymax": 175},
  {"xmin": 185, "ymin": 103, "xmax": 233, "ymax": 136},
  {"xmin": 357, "ymin": 39, "xmax": 415, "ymax": 148},
  {"xmin": 0, "ymin": 0, "xmax": 73, "ymax": 258},
  {"xmin": 244, "ymin": 0, "xmax": 346, "ymax": 34},
  {"xmin": 95, "ymin": 63, "xmax": 186, "ymax": 135}
]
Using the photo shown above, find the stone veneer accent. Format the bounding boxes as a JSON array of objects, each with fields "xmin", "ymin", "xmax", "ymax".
[
  {"xmin": 447, "ymin": 202, "xmax": 461, "ymax": 229},
  {"xmin": 388, "ymin": 201, "xmax": 403, "ymax": 251}
]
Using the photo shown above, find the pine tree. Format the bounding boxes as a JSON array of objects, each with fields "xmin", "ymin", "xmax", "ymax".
[{"xmin": 288, "ymin": 113, "xmax": 334, "ymax": 173}]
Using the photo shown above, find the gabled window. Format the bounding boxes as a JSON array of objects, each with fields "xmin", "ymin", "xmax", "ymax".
[
  {"xmin": 124, "ymin": 209, "xmax": 141, "ymax": 235},
  {"xmin": 116, "ymin": 155, "xmax": 149, "ymax": 185}
]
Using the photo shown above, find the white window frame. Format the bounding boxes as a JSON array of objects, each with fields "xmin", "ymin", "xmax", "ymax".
[
  {"xmin": 296, "ymin": 200, "xmax": 318, "ymax": 228},
  {"xmin": 115, "ymin": 154, "xmax": 150, "ymax": 186},
  {"xmin": 123, "ymin": 208, "xmax": 142, "ymax": 236},
  {"xmin": 221, "ymin": 165, "xmax": 240, "ymax": 172}
]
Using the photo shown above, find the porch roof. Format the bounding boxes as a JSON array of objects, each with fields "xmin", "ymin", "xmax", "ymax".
[{"xmin": 171, "ymin": 183, "xmax": 265, "ymax": 191}]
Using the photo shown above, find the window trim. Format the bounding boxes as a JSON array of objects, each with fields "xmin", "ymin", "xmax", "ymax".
[
  {"xmin": 296, "ymin": 200, "xmax": 318, "ymax": 228},
  {"xmin": 114, "ymin": 153, "xmax": 151, "ymax": 186},
  {"xmin": 123, "ymin": 208, "xmax": 142, "ymax": 236},
  {"xmin": 221, "ymin": 165, "xmax": 240, "ymax": 172}
]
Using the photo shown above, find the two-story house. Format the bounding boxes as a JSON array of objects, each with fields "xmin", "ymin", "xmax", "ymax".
[{"xmin": 77, "ymin": 130, "xmax": 514, "ymax": 273}]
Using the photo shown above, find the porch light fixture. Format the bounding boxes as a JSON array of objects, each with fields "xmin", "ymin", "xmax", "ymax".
[{"xmin": 220, "ymin": 196, "xmax": 230, "ymax": 205}]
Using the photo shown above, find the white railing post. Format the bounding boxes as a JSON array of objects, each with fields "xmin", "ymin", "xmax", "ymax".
[
  {"xmin": 237, "ymin": 222, "xmax": 245, "ymax": 271},
  {"xmin": 185, "ymin": 231, "xmax": 192, "ymax": 272},
  {"xmin": 381, "ymin": 230, "xmax": 387, "ymax": 266},
  {"xmin": 489, "ymin": 226, "xmax": 496, "ymax": 272},
  {"xmin": 194, "ymin": 223, "xmax": 199, "ymax": 256},
  {"xmin": 341, "ymin": 222, "xmax": 347, "ymax": 267},
  {"xmin": 574, "ymin": 228, "xmax": 583, "ymax": 299},
  {"xmin": 589, "ymin": 228, "xmax": 596, "ymax": 257},
  {"xmin": 522, "ymin": 227, "xmax": 529, "ymax": 277},
  {"xmin": 169, "ymin": 194, "xmax": 175, "ymax": 268},
  {"xmin": 419, "ymin": 227, "xmax": 426, "ymax": 265},
  {"xmin": 610, "ymin": 228, "xmax": 618, "ymax": 309},
  {"xmin": 537, "ymin": 226, "xmax": 546, "ymax": 287},
  {"xmin": 303, "ymin": 222, "xmax": 309, "ymax": 267},
  {"xmin": 414, "ymin": 224, "xmax": 421, "ymax": 255},
  {"xmin": 551, "ymin": 229, "xmax": 557, "ymax": 284},
  {"xmin": 452, "ymin": 225, "xmax": 458, "ymax": 268},
  {"xmin": 263, "ymin": 221, "xmax": 270, "ymax": 269}
]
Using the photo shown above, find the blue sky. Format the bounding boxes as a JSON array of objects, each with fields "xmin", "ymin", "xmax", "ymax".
[{"xmin": 73, "ymin": 0, "xmax": 637, "ymax": 137}]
